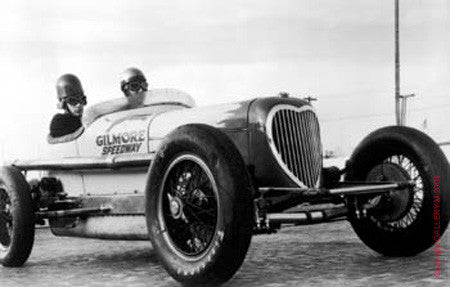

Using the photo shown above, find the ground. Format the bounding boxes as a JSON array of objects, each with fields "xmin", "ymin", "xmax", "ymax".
[{"xmin": 0, "ymin": 221, "xmax": 448, "ymax": 286}]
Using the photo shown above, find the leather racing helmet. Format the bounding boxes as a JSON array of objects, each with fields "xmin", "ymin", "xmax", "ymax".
[
  {"xmin": 120, "ymin": 67, "xmax": 148, "ymax": 96},
  {"xmin": 56, "ymin": 74, "xmax": 87, "ymax": 109}
]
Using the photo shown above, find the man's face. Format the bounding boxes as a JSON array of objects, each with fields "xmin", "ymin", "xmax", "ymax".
[
  {"xmin": 124, "ymin": 80, "xmax": 148, "ymax": 97},
  {"xmin": 66, "ymin": 97, "xmax": 85, "ymax": 117}
]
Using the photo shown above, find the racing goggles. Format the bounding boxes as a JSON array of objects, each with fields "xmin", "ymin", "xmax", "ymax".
[
  {"xmin": 65, "ymin": 96, "xmax": 86, "ymax": 106},
  {"xmin": 124, "ymin": 81, "xmax": 146, "ymax": 93}
]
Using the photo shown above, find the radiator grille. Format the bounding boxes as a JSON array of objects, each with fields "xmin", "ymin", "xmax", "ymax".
[{"xmin": 268, "ymin": 106, "xmax": 322, "ymax": 187}]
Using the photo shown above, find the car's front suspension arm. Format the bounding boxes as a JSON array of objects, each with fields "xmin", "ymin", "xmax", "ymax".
[{"xmin": 258, "ymin": 180, "xmax": 414, "ymax": 212}]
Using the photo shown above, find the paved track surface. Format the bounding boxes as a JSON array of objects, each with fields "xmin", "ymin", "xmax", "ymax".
[{"xmin": 0, "ymin": 221, "xmax": 448, "ymax": 286}]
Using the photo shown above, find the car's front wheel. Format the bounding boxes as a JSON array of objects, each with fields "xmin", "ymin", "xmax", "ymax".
[
  {"xmin": 145, "ymin": 124, "xmax": 254, "ymax": 286},
  {"xmin": 346, "ymin": 126, "xmax": 449, "ymax": 256}
]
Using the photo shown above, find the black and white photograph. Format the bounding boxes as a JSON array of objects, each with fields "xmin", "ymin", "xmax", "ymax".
[{"xmin": 0, "ymin": 0, "xmax": 449, "ymax": 286}]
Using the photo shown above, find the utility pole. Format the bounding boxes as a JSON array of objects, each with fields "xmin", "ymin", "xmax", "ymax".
[
  {"xmin": 395, "ymin": 0, "xmax": 401, "ymax": 125},
  {"xmin": 400, "ymin": 93, "xmax": 415, "ymax": 125},
  {"xmin": 394, "ymin": 0, "xmax": 415, "ymax": 126}
]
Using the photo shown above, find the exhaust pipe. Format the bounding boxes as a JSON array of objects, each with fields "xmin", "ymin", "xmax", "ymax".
[{"xmin": 36, "ymin": 205, "xmax": 111, "ymax": 218}]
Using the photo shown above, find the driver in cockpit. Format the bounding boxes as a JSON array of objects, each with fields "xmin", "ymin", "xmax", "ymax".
[{"xmin": 48, "ymin": 74, "xmax": 87, "ymax": 143}]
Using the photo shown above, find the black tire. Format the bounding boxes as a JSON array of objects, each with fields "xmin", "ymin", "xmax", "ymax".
[
  {"xmin": 346, "ymin": 126, "xmax": 449, "ymax": 256},
  {"xmin": 0, "ymin": 166, "xmax": 35, "ymax": 266},
  {"xmin": 145, "ymin": 124, "xmax": 254, "ymax": 286}
]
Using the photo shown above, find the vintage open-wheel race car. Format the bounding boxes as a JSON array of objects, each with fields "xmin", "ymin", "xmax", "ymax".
[{"xmin": 0, "ymin": 89, "xmax": 449, "ymax": 285}]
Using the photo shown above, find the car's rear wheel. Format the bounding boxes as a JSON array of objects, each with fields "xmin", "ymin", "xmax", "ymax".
[
  {"xmin": 0, "ymin": 167, "xmax": 35, "ymax": 267},
  {"xmin": 346, "ymin": 126, "xmax": 449, "ymax": 256},
  {"xmin": 146, "ymin": 124, "xmax": 254, "ymax": 286}
]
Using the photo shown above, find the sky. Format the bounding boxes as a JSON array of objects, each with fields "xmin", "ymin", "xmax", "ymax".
[{"xmin": 0, "ymin": 0, "xmax": 449, "ymax": 161}]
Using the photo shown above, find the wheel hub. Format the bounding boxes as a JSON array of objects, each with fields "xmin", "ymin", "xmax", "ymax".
[
  {"xmin": 4, "ymin": 204, "xmax": 11, "ymax": 216},
  {"xmin": 169, "ymin": 197, "xmax": 183, "ymax": 219},
  {"xmin": 367, "ymin": 162, "xmax": 413, "ymax": 222},
  {"xmin": 0, "ymin": 190, "xmax": 12, "ymax": 249}
]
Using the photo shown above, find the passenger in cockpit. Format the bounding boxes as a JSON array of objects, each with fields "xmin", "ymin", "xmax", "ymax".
[
  {"xmin": 82, "ymin": 67, "xmax": 152, "ymax": 126},
  {"xmin": 48, "ymin": 74, "xmax": 87, "ymax": 143},
  {"xmin": 119, "ymin": 67, "xmax": 149, "ymax": 108}
]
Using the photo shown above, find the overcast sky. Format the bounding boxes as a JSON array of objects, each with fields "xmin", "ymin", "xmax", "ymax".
[{"xmin": 0, "ymin": 0, "xmax": 448, "ymax": 161}]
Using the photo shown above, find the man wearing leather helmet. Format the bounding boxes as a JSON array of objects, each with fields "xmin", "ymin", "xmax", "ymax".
[
  {"xmin": 120, "ymin": 67, "xmax": 148, "ymax": 97},
  {"xmin": 48, "ymin": 73, "xmax": 87, "ymax": 142},
  {"xmin": 81, "ymin": 68, "xmax": 150, "ymax": 126},
  {"xmin": 119, "ymin": 67, "xmax": 149, "ymax": 109}
]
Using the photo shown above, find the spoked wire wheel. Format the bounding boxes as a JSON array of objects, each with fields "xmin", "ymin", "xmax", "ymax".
[
  {"xmin": 365, "ymin": 154, "xmax": 424, "ymax": 231},
  {"xmin": 0, "ymin": 187, "xmax": 13, "ymax": 252},
  {"xmin": 158, "ymin": 154, "xmax": 219, "ymax": 259},
  {"xmin": 146, "ymin": 124, "xmax": 254, "ymax": 285},
  {"xmin": 346, "ymin": 126, "xmax": 450, "ymax": 256}
]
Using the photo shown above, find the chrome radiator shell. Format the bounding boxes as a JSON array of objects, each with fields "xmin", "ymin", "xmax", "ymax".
[{"xmin": 266, "ymin": 105, "xmax": 322, "ymax": 188}]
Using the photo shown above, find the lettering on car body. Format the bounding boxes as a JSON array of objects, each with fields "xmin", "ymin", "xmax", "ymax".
[{"xmin": 96, "ymin": 130, "xmax": 146, "ymax": 155}]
